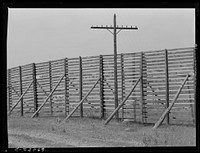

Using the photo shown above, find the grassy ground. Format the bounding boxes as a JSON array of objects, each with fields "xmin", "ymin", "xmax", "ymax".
[{"xmin": 8, "ymin": 116, "xmax": 196, "ymax": 147}]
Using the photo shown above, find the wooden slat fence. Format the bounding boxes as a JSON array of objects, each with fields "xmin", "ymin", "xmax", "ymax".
[{"xmin": 7, "ymin": 47, "xmax": 196, "ymax": 125}]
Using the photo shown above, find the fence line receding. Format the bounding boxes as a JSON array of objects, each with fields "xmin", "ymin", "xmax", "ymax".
[{"xmin": 7, "ymin": 47, "xmax": 196, "ymax": 125}]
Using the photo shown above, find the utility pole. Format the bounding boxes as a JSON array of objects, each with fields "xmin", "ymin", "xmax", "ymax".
[{"xmin": 91, "ymin": 14, "xmax": 138, "ymax": 119}]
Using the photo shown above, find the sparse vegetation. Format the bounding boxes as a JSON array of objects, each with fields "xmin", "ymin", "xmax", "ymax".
[
  {"xmin": 142, "ymin": 130, "xmax": 168, "ymax": 146},
  {"xmin": 8, "ymin": 116, "xmax": 196, "ymax": 147},
  {"xmin": 62, "ymin": 128, "xmax": 66, "ymax": 133},
  {"xmin": 141, "ymin": 125, "xmax": 196, "ymax": 146},
  {"xmin": 51, "ymin": 126, "xmax": 55, "ymax": 131},
  {"xmin": 56, "ymin": 117, "xmax": 62, "ymax": 124}
]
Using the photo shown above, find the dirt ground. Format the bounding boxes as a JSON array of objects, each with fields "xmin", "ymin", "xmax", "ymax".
[{"xmin": 8, "ymin": 116, "xmax": 196, "ymax": 148}]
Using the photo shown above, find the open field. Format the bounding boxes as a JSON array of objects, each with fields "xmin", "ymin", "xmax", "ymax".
[{"xmin": 8, "ymin": 116, "xmax": 196, "ymax": 147}]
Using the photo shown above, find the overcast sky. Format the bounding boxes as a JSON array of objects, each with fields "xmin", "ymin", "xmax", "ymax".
[{"xmin": 7, "ymin": 8, "xmax": 195, "ymax": 68}]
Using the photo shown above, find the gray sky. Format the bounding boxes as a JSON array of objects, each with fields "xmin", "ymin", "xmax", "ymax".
[{"xmin": 7, "ymin": 8, "xmax": 195, "ymax": 68}]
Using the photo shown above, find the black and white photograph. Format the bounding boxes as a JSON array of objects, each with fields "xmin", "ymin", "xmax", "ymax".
[{"xmin": 2, "ymin": 2, "xmax": 198, "ymax": 151}]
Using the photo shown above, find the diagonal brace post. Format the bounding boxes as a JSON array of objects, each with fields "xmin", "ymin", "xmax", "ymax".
[
  {"xmin": 37, "ymin": 81, "xmax": 50, "ymax": 97},
  {"xmin": 62, "ymin": 78, "xmax": 100, "ymax": 123},
  {"xmin": 104, "ymin": 78, "xmax": 115, "ymax": 95},
  {"xmin": 31, "ymin": 74, "xmax": 65, "ymax": 118},
  {"xmin": 104, "ymin": 76, "xmax": 141, "ymax": 125},
  {"xmin": 152, "ymin": 74, "xmax": 190, "ymax": 129},
  {"xmin": 8, "ymin": 80, "xmax": 33, "ymax": 115},
  {"xmin": 10, "ymin": 87, "xmax": 29, "ymax": 107}
]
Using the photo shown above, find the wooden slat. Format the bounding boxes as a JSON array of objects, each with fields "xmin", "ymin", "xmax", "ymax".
[
  {"xmin": 143, "ymin": 49, "xmax": 164, "ymax": 54},
  {"xmin": 35, "ymin": 65, "xmax": 49, "ymax": 70},
  {"xmin": 167, "ymin": 48, "xmax": 194, "ymax": 53},
  {"xmin": 168, "ymin": 60, "xmax": 193, "ymax": 65},
  {"xmin": 168, "ymin": 55, "xmax": 193, "ymax": 61},
  {"xmin": 82, "ymin": 60, "xmax": 99, "ymax": 65}
]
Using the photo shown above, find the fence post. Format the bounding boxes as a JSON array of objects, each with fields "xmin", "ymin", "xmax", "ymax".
[
  {"xmin": 132, "ymin": 55, "xmax": 136, "ymax": 121},
  {"xmin": 49, "ymin": 61, "xmax": 53, "ymax": 115},
  {"xmin": 120, "ymin": 54, "xmax": 125, "ymax": 120},
  {"xmin": 19, "ymin": 66, "xmax": 23, "ymax": 116},
  {"xmin": 165, "ymin": 49, "xmax": 169, "ymax": 125},
  {"xmin": 79, "ymin": 56, "xmax": 83, "ymax": 117},
  {"xmin": 193, "ymin": 48, "xmax": 196, "ymax": 125},
  {"xmin": 8, "ymin": 69, "xmax": 12, "ymax": 111},
  {"xmin": 143, "ymin": 53, "xmax": 148, "ymax": 123},
  {"xmin": 140, "ymin": 52, "xmax": 145, "ymax": 123},
  {"xmin": 32, "ymin": 63, "xmax": 38, "ymax": 117},
  {"xmin": 64, "ymin": 58, "xmax": 69, "ymax": 116},
  {"xmin": 99, "ymin": 55, "xmax": 105, "ymax": 118}
]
